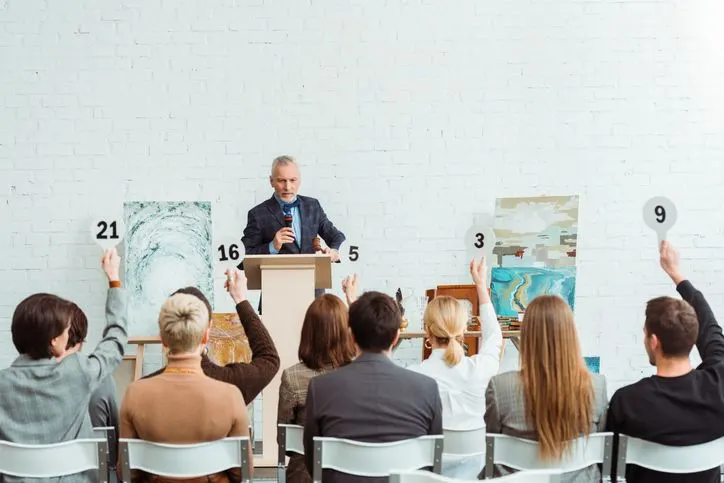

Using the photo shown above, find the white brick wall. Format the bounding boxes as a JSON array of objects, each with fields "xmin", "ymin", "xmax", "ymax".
[{"xmin": 2, "ymin": 0, "xmax": 724, "ymax": 395}]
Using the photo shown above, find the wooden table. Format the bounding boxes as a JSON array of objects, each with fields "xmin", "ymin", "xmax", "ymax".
[{"xmin": 398, "ymin": 329, "xmax": 521, "ymax": 359}]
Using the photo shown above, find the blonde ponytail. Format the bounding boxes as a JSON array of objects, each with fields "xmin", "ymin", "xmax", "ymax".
[
  {"xmin": 423, "ymin": 296, "xmax": 468, "ymax": 367},
  {"xmin": 442, "ymin": 335, "xmax": 465, "ymax": 366}
]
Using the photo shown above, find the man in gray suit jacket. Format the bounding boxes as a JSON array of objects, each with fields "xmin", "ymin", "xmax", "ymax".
[{"xmin": 303, "ymin": 291, "xmax": 443, "ymax": 483}]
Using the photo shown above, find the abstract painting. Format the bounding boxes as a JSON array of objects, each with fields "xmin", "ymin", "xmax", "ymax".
[
  {"xmin": 490, "ymin": 266, "xmax": 576, "ymax": 317},
  {"xmin": 493, "ymin": 196, "xmax": 579, "ymax": 268},
  {"xmin": 124, "ymin": 201, "xmax": 213, "ymax": 336},
  {"xmin": 584, "ymin": 356, "xmax": 601, "ymax": 374},
  {"xmin": 208, "ymin": 313, "xmax": 252, "ymax": 366}
]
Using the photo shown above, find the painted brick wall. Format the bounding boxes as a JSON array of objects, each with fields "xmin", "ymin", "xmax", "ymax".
[{"xmin": 2, "ymin": 0, "xmax": 724, "ymax": 397}]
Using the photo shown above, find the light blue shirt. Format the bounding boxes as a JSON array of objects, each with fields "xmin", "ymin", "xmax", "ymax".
[{"xmin": 269, "ymin": 194, "xmax": 301, "ymax": 254}]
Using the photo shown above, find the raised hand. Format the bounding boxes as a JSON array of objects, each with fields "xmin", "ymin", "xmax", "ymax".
[
  {"xmin": 659, "ymin": 241, "xmax": 684, "ymax": 285},
  {"xmin": 225, "ymin": 268, "xmax": 248, "ymax": 305},
  {"xmin": 342, "ymin": 274, "xmax": 359, "ymax": 305},
  {"xmin": 469, "ymin": 256, "xmax": 487, "ymax": 287},
  {"xmin": 102, "ymin": 248, "xmax": 121, "ymax": 282}
]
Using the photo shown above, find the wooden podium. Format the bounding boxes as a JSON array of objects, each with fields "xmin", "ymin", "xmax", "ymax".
[{"xmin": 243, "ymin": 254, "xmax": 332, "ymax": 467}]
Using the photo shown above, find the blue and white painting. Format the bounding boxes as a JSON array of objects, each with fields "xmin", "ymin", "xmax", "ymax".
[
  {"xmin": 124, "ymin": 201, "xmax": 213, "ymax": 336},
  {"xmin": 490, "ymin": 266, "xmax": 576, "ymax": 317}
]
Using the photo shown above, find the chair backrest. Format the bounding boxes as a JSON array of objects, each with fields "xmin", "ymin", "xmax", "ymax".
[
  {"xmin": 118, "ymin": 437, "xmax": 251, "ymax": 483},
  {"xmin": 313, "ymin": 435, "xmax": 444, "ymax": 483},
  {"xmin": 390, "ymin": 469, "xmax": 563, "ymax": 483},
  {"xmin": 442, "ymin": 427, "xmax": 486, "ymax": 458},
  {"xmin": 278, "ymin": 424, "xmax": 305, "ymax": 483},
  {"xmin": 93, "ymin": 426, "xmax": 116, "ymax": 482},
  {"xmin": 618, "ymin": 435, "xmax": 724, "ymax": 474},
  {"xmin": 484, "ymin": 433, "xmax": 614, "ymax": 479},
  {"xmin": 0, "ymin": 438, "xmax": 108, "ymax": 482}
]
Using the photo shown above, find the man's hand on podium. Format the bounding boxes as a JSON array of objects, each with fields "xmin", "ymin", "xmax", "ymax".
[
  {"xmin": 342, "ymin": 274, "xmax": 359, "ymax": 305},
  {"xmin": 225, "ymin": 268, "xmax": 248, "ymax": 305},
  {"xmin": 323, "ymin": 247, "xmax": 340, "ymax": 262}
]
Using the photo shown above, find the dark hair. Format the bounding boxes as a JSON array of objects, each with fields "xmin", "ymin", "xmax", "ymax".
[
  {"xmin": 348, "ymin": 291, "xmax": 401, "ymax": 352},
  {"xmin": 298, "ymin": 294, "xmax": 356, "ymax": 370},
  {"xmin": 645, "ymin": 296, "xmax": 698, "ymax": 357},
  {"xmin": 66, "ymin": 303, "xmax": 88, "ymax": 349},
  {"xmin": 171, "ymin": 287, "xmax": 213, "ymax": 319},
  {"xmin": 12, "ymin": 293, "xmax": 74, "ymax": 359}
]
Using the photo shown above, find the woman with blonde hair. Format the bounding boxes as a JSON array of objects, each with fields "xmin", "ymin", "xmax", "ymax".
[
  {"xmin": 120, "ymin": 269, "xmax": 253, "ymax": 483},
  {"xmin": 485, "ymin": 295, "xmax": 607, "ymax": 483},
  {"xmin": 408, "ymin": 257, "xmax": 503, "ymax": 478}
]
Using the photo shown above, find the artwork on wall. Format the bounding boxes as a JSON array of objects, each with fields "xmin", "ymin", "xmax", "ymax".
[
  {"xmin": 584, "ymin": 356, "xmax": 601, "ymax": 374},
  {"xmin": 491, "ymin": 195, "xmax": 579, "ymax": 315},
  {"xmin": 124, "ymin": 201, "xmax": 213, "ymax": 336},
  {"xmin": 490, "ymin": 266, "xmax": 576, "ymax": 317},
  {"xmin": 208, "ymin": 313, "xmax": 252, "ymax": 366},
  {"xmin": 493, "ymin": 195, "xmax": 579, "ymax": 268}
]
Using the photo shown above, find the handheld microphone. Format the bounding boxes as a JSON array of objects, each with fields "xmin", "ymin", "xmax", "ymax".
[{"xmin": 283, "ymin": 213, "xmax": 293, "ymax": 228}]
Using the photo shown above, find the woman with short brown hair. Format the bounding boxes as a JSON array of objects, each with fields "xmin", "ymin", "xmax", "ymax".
[
  {"xmin": 485, "ymin": 295, "xmax": 607, "ymax": 483},
  {"xmin": 277, "ymin": 294, "xmax": 357, "ymax": 483}
]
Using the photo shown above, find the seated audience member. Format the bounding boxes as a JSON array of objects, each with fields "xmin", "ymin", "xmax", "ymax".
[
  {"xmin": 606, "ymin": 241, "xmax": 724, "ymax": 483},
  {"xmin": 408, "ymin": 257, "xmax": 502, "ymax": 478},
  {"xmin": 66, "ymin": 304, "xmax": 121, "ymax": 471},
  {"xmin": 119, "ymin": 276, "xmax": 252, "ymax": 483},
  {"xmin": 303, "ymin": 291, "xmax": 443, "ymax": 483},
  {"xmin": 277, "ymin": 294, "xmax": 357, "ymax": 483},
  {"xmin": 485, "ymin": 295, "xmax": 607, "ymax": 483},
  {"xmin": 144, "ymin": 269, "xmax": 280, "ymax": 404},
  {"xmin": 0, "ymin": 248, "xmax": 127, "ymax": 483}
]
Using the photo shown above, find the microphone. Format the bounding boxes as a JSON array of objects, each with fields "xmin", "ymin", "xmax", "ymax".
[{"xmin": 283, "ymin": 212, "xmax": 293, "ymax": 228}]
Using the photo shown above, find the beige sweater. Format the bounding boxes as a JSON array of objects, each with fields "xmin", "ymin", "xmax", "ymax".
[{"xmin": 120, "ymin": 354, "xmax": 252, "ymax": 482}]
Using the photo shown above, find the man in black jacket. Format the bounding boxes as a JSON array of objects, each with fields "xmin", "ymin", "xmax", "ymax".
[{"xmin": 606, "ymin": 241, "xmax": 724, "ymax": 483}]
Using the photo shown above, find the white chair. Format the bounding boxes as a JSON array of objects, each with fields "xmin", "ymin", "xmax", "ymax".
[
  {"xmin": 391, "ymin": 468, "xmax": 563, "ymax": 483},
  {"xmin": 617, "ymin": 435, "xmax": 724, "ymax": 475},
  {"xmin": 0, "ymin": 438, "xmax": 109, "ymax": 482},
  {"xmin": 442, "ymin": 427, "xmax": 487, "ymax": 459},
  {"xmin": 278, "ymin": 424, "xmax": 304, "ymax": 483},
  {"xmin": 484, "ymin": 432, "xmax": 614, "ymax": 481},
  {"xmin": 312, "ymin": 435, "xmax": 444, "ymax": 483},
  {"xmin": 118, "ymin": 437, "xmax": 251, "ymax": 483}
]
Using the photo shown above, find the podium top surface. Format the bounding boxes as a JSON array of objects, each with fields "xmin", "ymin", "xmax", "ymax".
[{"xmin": 242, "ymin": 254, "xmax": 333, "ymax": 290}]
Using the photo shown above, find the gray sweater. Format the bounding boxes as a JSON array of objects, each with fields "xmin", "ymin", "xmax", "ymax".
[{"xmin": 0, "ymin": 288, "xmax": 128, "ymax": 483}]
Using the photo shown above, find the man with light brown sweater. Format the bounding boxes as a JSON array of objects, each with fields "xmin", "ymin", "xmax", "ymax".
[{"xmin": 120, "ymin": 269, "xmax": 254, "ymax": 483}]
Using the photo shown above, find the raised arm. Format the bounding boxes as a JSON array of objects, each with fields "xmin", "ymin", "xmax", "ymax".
[
  {"xmin": 78, "ymin": 249, "xmax": 128, "ymax": 391},
  {"xmin": 470, "ymin": 257, "xmax": 503, "ymax": 366},
  {"xmin": 200, "ymin": 269, "xmax": 280, "ymax": 404},
  {"xmin": 660, "ymin": 241, "xmax": 724, "ymax": 367}
]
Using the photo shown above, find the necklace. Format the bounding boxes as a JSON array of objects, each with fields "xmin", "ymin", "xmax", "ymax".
[{"xmin": 164, "ymin": 367, "xmax": 199, "ymax": 375}]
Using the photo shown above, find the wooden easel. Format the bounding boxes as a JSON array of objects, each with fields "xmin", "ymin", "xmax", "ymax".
[{"xmin": 127, "ymin": 336, "xmax": 163, "ymax": 380}]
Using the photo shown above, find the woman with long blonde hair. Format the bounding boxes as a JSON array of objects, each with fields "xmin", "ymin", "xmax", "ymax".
[
  {"xmin": 485, "ymin": 295, "xmax": 607, "ymax": 482},
  {"xmin": 409, "ymin": 257, "xmax": 503, "ymax": 478}
]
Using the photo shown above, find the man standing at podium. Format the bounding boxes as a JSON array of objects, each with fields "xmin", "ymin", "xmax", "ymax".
[{"xmin": 240, "ymin": 155, "xmax": 346, "ymax": 299}]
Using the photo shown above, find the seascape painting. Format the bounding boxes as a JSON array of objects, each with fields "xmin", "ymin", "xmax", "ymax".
[
  {"xmin": 493, "ymin": 196, "xmax": 579, "ymax": 268},
  {"xmin": 490, "ymin": 266, "xmax": 576, "ymax": 317},
  {"xmin": 124, "ymin": 201, "xmax": 213, "ymax": 336}
]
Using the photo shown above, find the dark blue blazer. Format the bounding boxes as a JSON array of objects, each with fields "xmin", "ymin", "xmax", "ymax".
[{"xmin": 241, "ymin": 195, "xmax": 345, "ymax": 255}]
